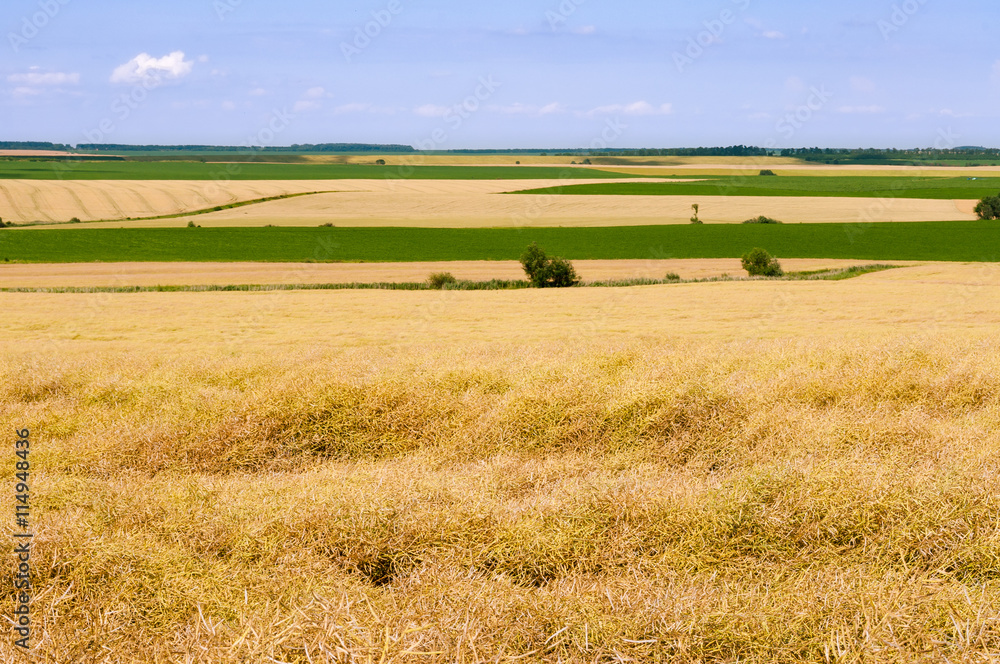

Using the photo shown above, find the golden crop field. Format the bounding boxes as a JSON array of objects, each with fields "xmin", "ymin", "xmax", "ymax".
[
  {"xmin": 0, "ymin": 258, "xmax": 909, "ymax": 288},
  {"xmin": 2, "ymin": 262, "xmax": 999, "ymax": 662},
  {"xmin": 3, "ymin": 177, "xmax": 976, "ymax": 228}
]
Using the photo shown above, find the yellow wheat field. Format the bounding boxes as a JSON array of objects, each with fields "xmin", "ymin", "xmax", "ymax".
[
  {"xmin": 0, "ymin": 258, "xmax": 915, "ymax": 288},
  {"xmin": 1, "ymin": 263, "xmax": 1000, "ymax": 662},
  {"xmin": 3, "ymin": 177, "xmax": 977, "ymax": 227}
]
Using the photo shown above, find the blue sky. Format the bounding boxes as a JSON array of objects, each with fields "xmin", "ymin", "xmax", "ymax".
[{"xmin": 2, "ymin": 0, "xmax": 998, "ymax": 149}]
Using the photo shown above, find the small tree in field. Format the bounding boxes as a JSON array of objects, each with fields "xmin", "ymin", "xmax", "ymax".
[
  {"xmin": 975, "ymin": 194, "xmax": 1000, "ymax": 220},
  {"xmin": 427, "ymin": 272, "xmax": 457, "ymax": 289},
  {"xmin": 520, "ymin": 243, "xmax": 580, "ymax": 288},
  {"xmin": 741, "ymin": 247, "xmax": 784, "ymax": 277},
  {"xmin": 690, "ymin": 203, "xmax": 702, "ymax": 224}
]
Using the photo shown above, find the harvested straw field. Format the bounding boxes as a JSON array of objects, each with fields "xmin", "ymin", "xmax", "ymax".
[
  {"xmin": 0, "ymin": 258, "xmax": 913, "ymax": 289},
  {"xmin": 2, "ymin": 263, "xmax": 1000, "ymax": 662},
  {"xmin": 2, "ymin": 175, "xmax": 979, "ymax": 227}
]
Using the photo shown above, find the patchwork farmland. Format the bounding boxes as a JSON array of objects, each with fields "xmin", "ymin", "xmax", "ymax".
[{"xmin": 2, "ymin": 151, "xmax": 1000, "ymax": 663}]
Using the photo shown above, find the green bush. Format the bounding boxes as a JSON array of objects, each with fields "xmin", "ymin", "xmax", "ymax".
[
  {"xmin": 375, "ymin": 159, "xmax": 386, "ymax": 165},
  {"xmin": 690, "ymin": 203, "xmax": 702, "ymax": 224},
  {"xmin": 519, "ymin": 243, "xmax": 580, "ymax": 288},
  {"xmin": 742, "ymin": 216, "xmax": 782, "ymax": 224},
  {"xmin": 759, "ymin": 169, "xmax": 777, "ymax": 176},
  {"xmin": 664, "ymin": 272, "xmax": 681, "ymax": 282},
  {"xmin": 974, "ymin": 194, "xmax": 1000, "ymax": 220},
  {"xmin": 69, "ymin": 217, "xmax": 81, "ymax": 223},
  {"xmin": 427, "ymin": 272, "xmax": 458, "ymax": 289},
  {"xmin": 741, "ymin": 247, "xmax": 784, "ymax": 277}
]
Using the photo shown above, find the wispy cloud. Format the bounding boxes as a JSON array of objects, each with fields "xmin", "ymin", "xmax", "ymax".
[
  {"xmin": 8, "ymin": 71, "xmax": 80, "ymax": 86},
  {"xmin": 836, "ymin": 105, "xmax": 885, "ymax": 114},
  {"xmin": 413, "ymin": 104, "xmax": 451, "ymax": 118},
  {"xmin": 110, "ymin": 51, "xmax": 194, "ymax": 84},
  {"xmin": 585, "ymin": 101, "xmax": 672, "ymax": 117},
  {"xmin": 293, "ymin": 100, "xmax": 322, "ymax": 112},
  {"xmin": 762, "ymin": 30, "xmax": 785, "ymax": 39},
  {"xmin": 333, "ymin": 103, "xmax": 396, "ymax": 115}
]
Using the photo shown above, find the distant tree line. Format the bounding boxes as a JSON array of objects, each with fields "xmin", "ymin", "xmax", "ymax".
[
  {"xmin": 76, "ymin": 143, "xmax": 417, "ymax": 153},
  {"xmin": 589, "ymin": 146, "xmax": 771, "ymax": 157},
  {"xmin": 778, "ymin": 147, "xmax": 1000, "ymax": 164},
  {"xmin": 0, "ymin": 141, "xmax": 73, "ymax": 151}
]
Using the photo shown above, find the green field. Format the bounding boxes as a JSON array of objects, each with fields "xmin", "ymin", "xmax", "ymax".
[
  {"xmin": 1, "ymin": 222, "xmax": 998, "ymax": 263},
  {"xmin": 0, "ymin": 161, "xmax": 637, "ymax": 181},
  {"xmin": 514, "ymin": 176, "xmax": 1000, "ymax": 200}
]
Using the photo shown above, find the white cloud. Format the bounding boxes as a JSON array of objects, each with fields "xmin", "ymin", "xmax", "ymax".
[
  {"xmin": 485, "ymin": 102, "xmax": 567, "ymax": 116},
  {"xmin": 249, "ymin": 87, "xmax": 267, "ymax": 96},
  {"xmin": 586, "ymin": 101, "xmax": 672, "ymax": 117},
  {"xmin": 304, "ymin": 86, "xmax": 328, "ymax": 99},
  {"xmin": 836, "ymin": 105, "xmax": 885, "ymax": 114},
  {"xmin": 494, "ymin": 103, "xmax": 538, "ymax": 115},
  {"xmin": 221, "ymin": 101, "xmax": 236, "ymax": 111},
  {"xmin": 414, "ymin": 104, "xmax": 450, "ymax": 118},
  {"xmin": 748, "ymin": 112, "xmax": 772, "ymax": 121},
  {"xmin": 333, "ymin": 103, "xmax": 396, "ymax": 115},
  {"xmin": 762, "ymin": 30, "xmax": 786, "ymax": 39},
  {"xmin": 293, "ymin": 100, "xmax": 322, "ymax": 112},
  {"xmin": 11, "ymin": 87, "xmax": 44, "ymax": 98},
  {"xmin": 571, "ymin": 25, "xmax": 597, "ymax": 35},
  {"xmin": 335, "ymin": 103, "xmax": 371, "ymax": 114},
  {"xmin": 850, "ymin": 76, "xmax": 876, "ymax": 93},
  {"xmin": 7, "ymin": 71, "xmax": 80, "ymax": 86},
  {"xmin": 110, "ymin": 51, "xmax": 194, "ymax": 84}
]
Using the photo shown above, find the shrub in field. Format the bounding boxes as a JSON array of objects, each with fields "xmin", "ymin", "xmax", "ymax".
[
  {"xmin": 974, "ymin": 194, "xmax": 1000, "ymax": 220},
  {"xmin": 665, "ymin": 272, "xmax": 681, "ymax": 282},
  {"xmin": 427, "ymin": 272, "xmax": 458, "ymax": 289},
  {"xmin": 519, "ymin": 243, "xmax": 580, "ymax": 288},
  {"xmin": 690, "ymin": 203, "xmax": 702, "ymax": 224},
  {"xmin": 375, "ymin": 159, "xmax": 386, "ymax": 165},
  {"xmin": 759, "ymin": 169, "xmax": 777, "ymax": 176},
  {"xmin": 187, "ymin": 221, "xmax": 201, "ymax": 228},
  {"xmin": 742, "ymin": 216, "xmax": 783, "ymax": 224},
  {"xmin": 741, "ymin": 247, "xmax": 784, "ymax": 277}
]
